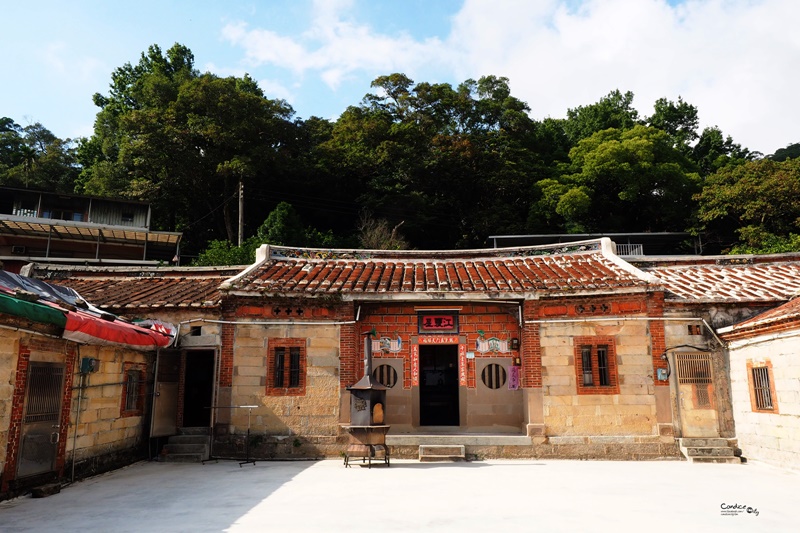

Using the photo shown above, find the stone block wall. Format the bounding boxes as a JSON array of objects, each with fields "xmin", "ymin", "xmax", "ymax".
[
  {"xmin": 539, "ymin": 320, "xmax": 658, "ymax": 437},
  {"xmin": 65, "ymin": 345, "xmax": 151, "ymax": 469},
  {"xmin": 227, "ymin": 321, "xmax": 342, "ymax": 455},
  {"xmin": 662, "ymin": 316, "xmax": 733, "ymax": 437}
]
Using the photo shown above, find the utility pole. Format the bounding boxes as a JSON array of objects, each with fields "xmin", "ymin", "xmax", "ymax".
[{"xmin": 238, "ymin": 180, "xmax": 244, "ymax": 247}]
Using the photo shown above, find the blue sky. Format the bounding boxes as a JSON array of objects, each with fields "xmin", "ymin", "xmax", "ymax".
[{"xmin": 2, "ymin": 0, "xmax": 798, "ymax": 155}]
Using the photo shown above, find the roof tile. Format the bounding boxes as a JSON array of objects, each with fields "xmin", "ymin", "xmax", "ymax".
[{"xmin": 225, "ymin": 241, "xmax": 651, "ymax": 297}]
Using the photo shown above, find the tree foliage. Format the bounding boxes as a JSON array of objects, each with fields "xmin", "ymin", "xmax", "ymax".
[
  {"xmin": 13, "ymin": 43, "xmax": 799, "ymax": 257},
  {"xmin": 695, "ymin": 158, "xmax": 800, "ymax": 252},
  {"xmin": 0, "ymin": 118, "xmax": 79, "ymax": 192}
]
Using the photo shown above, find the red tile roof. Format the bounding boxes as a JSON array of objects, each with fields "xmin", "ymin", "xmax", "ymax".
[
  {"xmin": 718, "ymin": 297, "xmax": 800, "ymax": 338},
  {"xmin": 632, "ymin": 255, "xmax": 800, "ymax": 303},
  {"xmin": 24, "ymin": 264, "xmax": 244, "ymax": 312},
  {"xmin": 222, "ymin": 239, "xmax": 656, "ymax": 299}
]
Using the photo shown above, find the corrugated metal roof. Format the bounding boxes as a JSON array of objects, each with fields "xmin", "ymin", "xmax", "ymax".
[
  {"xmin": 632, "ymin": 255, "xmax": 800, "ymax": 302},
  {"xmin": 222, "ymin": 240, "xmax": 655, "ymax": 298}
]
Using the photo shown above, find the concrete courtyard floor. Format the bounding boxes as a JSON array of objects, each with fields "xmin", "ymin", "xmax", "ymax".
[{"xmin": 1, "ymin": 458, "xmax": 799, "ymax": 532}]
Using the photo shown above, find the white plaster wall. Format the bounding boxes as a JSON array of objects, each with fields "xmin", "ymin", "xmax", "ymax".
[{"xmin": 729, "ymin": 334, "xmax": 800, "ymax": 470}]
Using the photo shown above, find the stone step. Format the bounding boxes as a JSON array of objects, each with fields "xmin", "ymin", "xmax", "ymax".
[
  {"xmin": 178, "ymin": 426, "xmax": 211, "ymax": 436},
  {"xmin": 690, "ymin": 456, "xmax": 742, "ymax": 464},
  {"xmin": 686, "ymin": 447, "xmax": 735, "ymax": 457},
  {"xmin": 31, "ymin": 483, "xmax": 61, "ymax": 498},
  {"xmin": 679, "ymin": 438, "xmax": 730, "ymax": 448},
  {"xmin": 162, "ymin": 453, "xmax": 205, "ymax": 463},
  {"xmin": 164, "ymin": 443, "xmax": 208, "ymax": 455},
  {"xmin": 168, "ymin": 435, "xmax": 210, "ymax": 445},
  {"xmin": 419, "ymin": 445, "xmax": 465, "ymax": 462}
]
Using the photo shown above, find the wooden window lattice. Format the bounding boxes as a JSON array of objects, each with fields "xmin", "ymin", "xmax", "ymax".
[{"xmin": 676, "ymin": 353, "xmax": 713, "ymax": 385}]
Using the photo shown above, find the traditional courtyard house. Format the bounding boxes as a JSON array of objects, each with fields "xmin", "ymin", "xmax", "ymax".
[
  {"xmin": 716, "ymin": 297, "xmax": 800, "ymax": 469},
  {"xmin": 212, "ymin": 238, "xmax": 726, "ymax": 460},
  {"xmin": 22, "ymin": 263, "xmax": 240, "ymax": 460},
  {"xmin": 0, "ymin": 270, "xmax": 173, "ymax": 499},
  {"xmin": 632, "ymin": 254, "xmax": 800, "ymax": 462}
]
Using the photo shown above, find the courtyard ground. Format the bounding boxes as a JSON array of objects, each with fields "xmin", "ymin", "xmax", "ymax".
[{"xmin": 1, "ymin": 458, "xmax": 798, "ymax": 532}]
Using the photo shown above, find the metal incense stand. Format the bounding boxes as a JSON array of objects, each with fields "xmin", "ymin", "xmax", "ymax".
[{"xmin": 202, "ymin": 405, "xmax": 259, "ymax": 466}]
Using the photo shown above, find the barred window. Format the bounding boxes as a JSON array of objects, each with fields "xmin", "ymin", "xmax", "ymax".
[
  {"xmin": 481, "ymin": 364, "xmax": 507, "ymax": 390},
  {"xmin": 125, "ymin": 370, "xmax": 141, "ymax": 411},
  {"xmin": 120, "ymin": 363, "xmax": 145, "ymax": 417},
  {"xmin": 267, "ymin": 339, "xmax": 306, "ymax": 396},
  {"xmin": 752, "ymin": 367, "xmax": 772, "ymax": 410},
  {"xmin": 373, "ymin": 364, "xmax": 398, "ymax": 388},
  {"xmin": 574, "ymin": 338, "xmax": 619, "ymax": 395}
]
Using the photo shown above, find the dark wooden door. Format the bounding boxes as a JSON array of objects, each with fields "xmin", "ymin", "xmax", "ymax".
[{"xmin": 419, "ymin": 345, "xmax": 460, "ymax": 426}]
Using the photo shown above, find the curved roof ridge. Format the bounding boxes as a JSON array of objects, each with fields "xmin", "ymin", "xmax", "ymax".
[{"xmin": 263, "ymin": 238, "xmax": 606, "ymax": 262}]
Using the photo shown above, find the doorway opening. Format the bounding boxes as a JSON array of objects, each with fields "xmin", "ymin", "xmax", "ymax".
[
  {"xmin": 182, "ymin": 350, "xmax": 215, "ymax": 428},
  {"xmin": 17, "ymin": 362, "xmax": 65, "ymax": 479},
  {"xmin": 419, "ymin": 345, "xmax": 460, "ymax": 426}
]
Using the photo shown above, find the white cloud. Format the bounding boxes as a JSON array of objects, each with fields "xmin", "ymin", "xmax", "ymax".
[
  {"xmin": 221, "ymin": 2, "xmax": 449, "ymax": 90},
  {"xmin": 221, "ymin": 0, "xmax": 800, "ymax": 153},
  {"xmin": 447, "ymin": 0, "xmax": 800, "ymax": 153}
]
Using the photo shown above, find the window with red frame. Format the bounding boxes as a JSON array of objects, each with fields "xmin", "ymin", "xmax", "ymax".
[
  {"xmin": 267, "ymin": 339, "xmax": 306, "ymax": 396},
  {"xmin": 574, "ymin": 337, "xmax": 619, "ymax": 394}
]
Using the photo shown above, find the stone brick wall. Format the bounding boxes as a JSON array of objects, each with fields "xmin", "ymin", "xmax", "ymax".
[
  {"xmin": 228, "ymin": 321, "xmax": 342, "ymax": 448},
  {"xmin": 539, "ymin": 319, "xmax": 658, "ymax": 436},
  {"xmin": 662, "ymin": 317, "xmax": 733, "ymax": 438},
  {"xmin": 728, "ymin": 335, "xmax": 800, "ymax": 469},
  {"xmin": 65, "ymin": 345, "xmax": 151, "ymax": 465}
]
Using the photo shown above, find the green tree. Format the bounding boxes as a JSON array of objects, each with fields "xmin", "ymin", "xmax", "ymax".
[
  {"xmin": 646, "ymin": 96, "xmax": 699, "ymax": 154},
  {"xmin": 691, "ymin": 126, "xmax": 753, "ymax": 177},
  {"xmin": 563, "ymin": 90, "xmax": 640, "ymax": 144},
  {"xmin": 193, "ymin": 201, "xmax": 341, "ymax": 265},
  {"xmin": 695, "ymin": 158, "xmax": 800, "ymax": 253},
  {"xmin": 534, "ymin": 125, "xmax": 700, "ymax": 232},
  {"xmin": 769, "ymin": 143, "xmax": 800, "ymax": 162},
  {"xmin": 80, "ymin": 43, "xmax": 297, "ymax": 255},
  {"xmin": 0, "ymin": 120, "xmax": 79, "ymax": 192},
  {"xmin": 322, "ymin": 73, "xmax": 550, "ymax": 248}
]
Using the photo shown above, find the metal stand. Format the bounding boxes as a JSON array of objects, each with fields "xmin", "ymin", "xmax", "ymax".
[
  {"xmin": 342, "ymin": 425, "xmax": 390, "ymax": 468},
  {"xmin": 202, "ymin": 405, "xmax": 259, "ymax": 466},
  {"xmin": 239, "ymin": 406, "xmax": 257, "ymax": 467}
]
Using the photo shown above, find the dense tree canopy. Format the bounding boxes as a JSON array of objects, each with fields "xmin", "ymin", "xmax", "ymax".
[
  {"xmin": 0, "ymin": 118, "xmax": 79, "ymax": 192},
  {"xmin": 7, "ymin": 43, "xmax": 800, "ymax": 262}
]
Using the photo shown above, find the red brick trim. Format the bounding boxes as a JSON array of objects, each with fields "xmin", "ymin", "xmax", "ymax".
[
  {"xmin": 266, "ymin": 338, "xmax": 307, "ymax": 396},
  {"xmin": 522, "ymin": 301, "xmax": 542, "ymax": 388},
  {"xmin": 2, "ymin": 340, "xmax": 76, "ymax": 491},
  {"xmin": 574, "ymin": 336, "xmax": 620, "ymax": 395},
  {"xmin": 648, "ymin": 292, "xmax": 668, "ymax": 386},
  {"xmin": 746, "ymin": 359, "xmax": 779, "ymax": 414}
]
